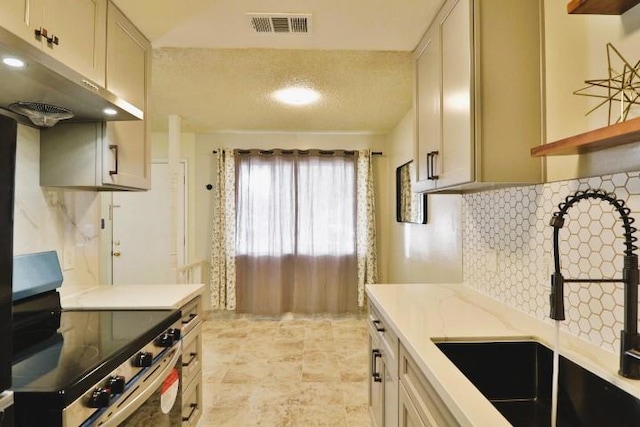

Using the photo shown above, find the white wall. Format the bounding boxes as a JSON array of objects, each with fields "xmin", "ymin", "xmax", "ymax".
[
  {"xmin": 14, "ymin": 124, "xmax": 101, "ymax": 297},
  {"xmin": 384, "ymin": 111, "xmax": 463, "ymax": 283}
]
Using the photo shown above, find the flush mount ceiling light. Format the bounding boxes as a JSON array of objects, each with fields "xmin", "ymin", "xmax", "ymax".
[
  {"xmin": 103, "ymin": 108, "xmax": 118, "ymax": 116},
  {"xmin": 272, "ymin": 86, "xmax": 321, "ymax": 106},
  {"xmin": 2, "ymin": 57, "xmax": 26, "ymax": 68}
]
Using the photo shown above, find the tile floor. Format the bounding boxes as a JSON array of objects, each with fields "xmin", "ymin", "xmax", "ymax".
[{"xmin": 197, "ymin": 312, "xmax": 372, "ymax": 427}]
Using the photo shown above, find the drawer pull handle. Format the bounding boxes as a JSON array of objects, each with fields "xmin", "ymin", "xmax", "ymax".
[
  {"xmin": 34, "ymin": 27, "xmax": 58, "ymax": 45},
  {"xmin": 182, "ymin": 403, "xmax": 198, "ymax": 422},
  {"xmin": 373, "ymin": 320, "xmax": 385, "ymax": 332},
  {"xmin": 372, "ymin": 349, "xmax": 382, "ymax": 382},
  {"xmin": 109, "ymin": 144, "xmax": 119, "ymax": 175},
  {"xmin": 182, "ymin": 313, "xmax": 197, "ymax": 324},
  {"xmin": 182, "ymin": 352, "xmax": 198, "ymax": 367}
]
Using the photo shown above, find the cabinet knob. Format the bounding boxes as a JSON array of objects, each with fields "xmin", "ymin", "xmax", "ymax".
[{"xmin": 113, "ymin": 251, "xmax": 121, "ymax": 257}]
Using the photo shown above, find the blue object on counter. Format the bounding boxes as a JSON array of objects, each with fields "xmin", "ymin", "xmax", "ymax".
[{"xmin": 12, "ymin": 251, "xmax": 63, "ymax": 302}]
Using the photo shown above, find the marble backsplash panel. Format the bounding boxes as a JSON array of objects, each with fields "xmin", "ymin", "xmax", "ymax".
[
  {"xmin": 463, "ymin": 172, "xmax": 640, "ymax": 354},
  {"xmin": 13, "ymin": 123, "xmax": 100, "ymax": 297}
]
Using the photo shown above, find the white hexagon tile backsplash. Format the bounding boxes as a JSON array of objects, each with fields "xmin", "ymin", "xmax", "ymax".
[{"xmin": 462, "ymin": 172, "xmax": 640, "ymax": 354}]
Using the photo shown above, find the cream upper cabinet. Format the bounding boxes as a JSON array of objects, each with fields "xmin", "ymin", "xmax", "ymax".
[
  {"xmin": 101, "ymin": 1, "xmax": 150, "ymax": 190},
  {"xmin": 413, "ymin": 0, "xmax": 544, "ymax": 193},
  {"xmin": 39, "ymin": 1, "xmax": 150, "ymax": 191},
  {"xmin": 0, "ymin": 0, "xmax": 106, "ymax": 86},
  {"xmin": 106, "ymin": 1, "xmax": 148, "ymax": 112}
]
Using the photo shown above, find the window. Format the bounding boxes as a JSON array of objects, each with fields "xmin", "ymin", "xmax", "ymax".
[{"xmin": 235, "ymin": 151, "xmax": 356, "ymax": 257}]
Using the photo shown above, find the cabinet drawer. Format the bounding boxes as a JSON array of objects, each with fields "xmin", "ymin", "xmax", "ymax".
[
  {"xmin": 399, "ymin": 381, "xmax": 427, "ymax": 427},
  {"xmin": 368, "ymin": 302, "xmax": 399, "ymax": 365},
  {"xmin": 180, "ymin": 296, "xmax": 202, "ymax": 336},
  {"xmin": 182, "ymin": 373, "xmax": 202, "ymax": 427},
  {"xmin": 182, "ymin": 321, "xmax": 202, "ymax": 389},
  {"xmin": 399, "ymin": 344, "xmax": 459, "ymax": 427}
]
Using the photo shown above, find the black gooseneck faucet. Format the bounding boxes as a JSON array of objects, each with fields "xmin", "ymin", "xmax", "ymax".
[{"xmin": 549, "ymin": 188, "xmax": 640, "ymax": 379}]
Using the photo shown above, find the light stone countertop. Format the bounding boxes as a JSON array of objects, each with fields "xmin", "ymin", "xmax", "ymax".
[
  {"xmin": 61, "ymin": 283, "xmax": 205, "ymax": 310},
  {"xmin": 366, "ymin": 283, "xmax": 640, "ymax": 427}
]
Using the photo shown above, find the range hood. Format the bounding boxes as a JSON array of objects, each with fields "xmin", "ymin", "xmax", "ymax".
[{"xmin": 0, "ymin": 27, "xmax": 142, "ymax": 127}]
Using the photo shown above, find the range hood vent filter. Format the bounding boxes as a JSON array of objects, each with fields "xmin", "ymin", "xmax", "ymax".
[{"xmin": 9, "ymin": 102, "xmax": 74, "ymax": 127}]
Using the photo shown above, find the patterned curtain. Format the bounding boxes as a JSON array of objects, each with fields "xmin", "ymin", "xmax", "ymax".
[
  {"xmin": 356, "ymin": 149, "xmax": 378, "ymax": 306},
  {"xmin": 209, "ymin": 149, "xmax": 236, "ymax": 310}
]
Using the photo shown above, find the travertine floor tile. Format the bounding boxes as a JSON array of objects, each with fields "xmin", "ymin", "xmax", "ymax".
[{"xmin": 197, "ymin": 313, "xmax": 371, "ymax": 427}]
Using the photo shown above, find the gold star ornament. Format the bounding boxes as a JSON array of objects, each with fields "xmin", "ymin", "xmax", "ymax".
[{"xmin": 574, "ymin": 43, "xmax": 640, "ymax": 125}]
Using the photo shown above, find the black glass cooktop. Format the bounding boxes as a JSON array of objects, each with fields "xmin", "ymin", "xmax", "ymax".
[{"xmin": 11, "ymin": 309, "xmax": 180, "ymax": 407}]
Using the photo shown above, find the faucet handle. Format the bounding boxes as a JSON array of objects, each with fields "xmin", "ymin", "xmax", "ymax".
[{"xmin": 549, "ymin": 215, "xmax": 565, "ymax": 228}]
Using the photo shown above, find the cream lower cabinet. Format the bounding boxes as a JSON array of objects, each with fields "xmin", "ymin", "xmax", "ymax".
[
  {"xmin": 413, "ymin": 0, "xmax": 544, "ymax": 193},
  {"xmin": 0, "ymin": 0, "xmax": 107, "ymax": 86},
  {"xmin": 180, "ymin": 296, "xmax": 203, "ymax": 427},
  {"xmin": 368, "ymin": 303, "xmax": 399, "ymax": 427},
  {"xmin": 399, "ymin": 344, "xmax": 460, "ymax": 427},
  {"xmin": 368, "ymin": 300, "xmax": 462, "ymax": 426}
]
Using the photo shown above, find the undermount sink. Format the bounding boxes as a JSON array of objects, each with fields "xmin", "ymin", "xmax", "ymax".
[{"xmin": 435, "ymin": 340, "xmax": 640, "ymax": 427}]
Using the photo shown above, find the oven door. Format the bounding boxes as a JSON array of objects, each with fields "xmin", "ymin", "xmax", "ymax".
[{"xmin": 83, "ymin": 343, "xmax": 182, "ymax": 427}]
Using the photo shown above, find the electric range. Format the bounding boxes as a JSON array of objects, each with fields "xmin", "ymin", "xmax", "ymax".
[{"xmin": 11, "ymin": 252, "xmax": 183, "ymax": 427}]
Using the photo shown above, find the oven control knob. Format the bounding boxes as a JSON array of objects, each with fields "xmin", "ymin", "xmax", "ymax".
[
  {"xmin": 108, "ymin": 375, "xmax": 126, "ymax": 394},
  {"xmin": 155, "ymin": 333, "xmax": 175, "ymax": 348},
  {"xmin": 168, "ymin": 328, "xmax": 181, "ymax": 341},
  {"xmin": 87, "ymin": 388, "xmax": 111, "ymax": 408},
  {"xmin": 133, "ymin": 351, "xmax": 153, "ymax": 367}
]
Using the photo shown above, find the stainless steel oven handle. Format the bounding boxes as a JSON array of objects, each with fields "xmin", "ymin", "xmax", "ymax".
[{"xmin": 98, "ymin": 343, "xmax": 181, "ymax": 427}]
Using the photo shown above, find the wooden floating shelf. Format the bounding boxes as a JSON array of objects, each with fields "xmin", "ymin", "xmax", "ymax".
[
  {"xmin": 567, "ymin": 0, "xmax": 640, "ymax": 14},
  {"xmin": 531, "ymin": 116, "xmax": 640, "ymax": 157}
]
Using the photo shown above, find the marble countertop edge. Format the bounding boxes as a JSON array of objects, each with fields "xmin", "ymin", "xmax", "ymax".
[{"xmin": 60, "ymin": 283, "xmax": 205, "ymax": 310}]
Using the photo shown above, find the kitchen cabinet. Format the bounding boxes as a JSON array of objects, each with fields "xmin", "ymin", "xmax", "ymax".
[
  {"xmin": 0, "ymin": 0, "xmax": 107, "ymax": 86},
  {"xmin": 180, "ymin": 296, "xmax": 203, "ymax": 427},
  {"xmin": 413, "ymin": 0, "xmax": 544, "ymax": 193},
  {"xmin": 399, "ymin": 344, "xmax": 460, "ymax": 427},
  {"xmin": 368, "ymin": 302, "xmax": 399, "ymax": 426},
  {"xmin": 39, "ymin": 1, "xmax": 151, "ymax": 191},
  {"xmin": 40, "ymin": 120, "xmax": 149, "ymax": 190},
  {"xmin": 106, "ymin": 1, "xmax": 148, "ymax": 113}
]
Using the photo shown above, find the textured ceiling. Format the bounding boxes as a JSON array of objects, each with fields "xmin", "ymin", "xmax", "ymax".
[
  {"xmin": 111, "ymin": 0, "xmax": 444, "ymax": 133},
  {"xmin": 151, "ymin": 48, "xmax": 414, "ymax": 133}
]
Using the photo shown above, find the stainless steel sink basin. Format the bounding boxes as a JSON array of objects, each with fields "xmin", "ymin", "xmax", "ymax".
[{"xmin": 435, "ymin": 340, "xmax": 640, "ymax": 427}]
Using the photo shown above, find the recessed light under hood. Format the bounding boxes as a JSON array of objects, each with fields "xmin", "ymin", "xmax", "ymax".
[{"xmin": 9, "ymin": 102, "xmax": 74, "ymax": 127}]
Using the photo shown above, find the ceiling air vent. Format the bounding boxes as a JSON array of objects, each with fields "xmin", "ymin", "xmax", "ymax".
[{"xmin": 247, "ymin": 13, "xmax": 312, "ymax": 34}]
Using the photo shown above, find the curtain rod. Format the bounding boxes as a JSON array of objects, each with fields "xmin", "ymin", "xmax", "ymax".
[{"xmin": 212, "ymin": 150, "xmax": 383, "ymax": 155}]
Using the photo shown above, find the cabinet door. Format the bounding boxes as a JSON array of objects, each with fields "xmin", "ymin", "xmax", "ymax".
[
  {"xmin": 439, "ymin": 0, "xmax": 473, "ymax": 188},
  {"xmin": 0, "ymin": 0, "xmax": 42, "ymax": 46},
  {"xmin": 102, "ymin": 121, "xmax": 150, "ymax": 189},
  {"xmin": 369, "ymin": 336, "xmax": 384, "ymax": 427},
  {"xmin": 102, "ymin": 2, "xmax": 150, "ymax": 190},
  {"xmin": 414, "ymin": 22, "xmax": 441, "ymax": 193},
  {"xmin": 399, "ymin": 382, "xmax": 427, "ymax": 427},
  {"xmin": 44, "ymin": 0, "xmax": 106, "ymax": 85},
  {"xmin": 106, "ymin": 1, "xmax": 148, "ymax": 111},
  {"xmin": 383, "ymin": 357, "xmax": 398, "ymax": 427}
]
